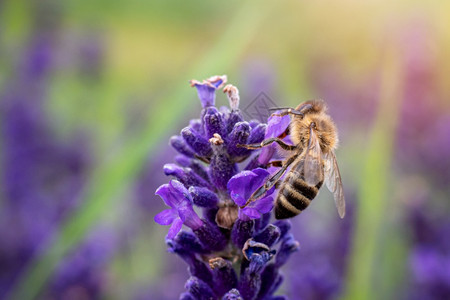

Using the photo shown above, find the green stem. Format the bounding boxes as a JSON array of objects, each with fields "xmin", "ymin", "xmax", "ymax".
[{"xmin": 343, "ymin": 46, "xmax": 403, "ymax": 300}]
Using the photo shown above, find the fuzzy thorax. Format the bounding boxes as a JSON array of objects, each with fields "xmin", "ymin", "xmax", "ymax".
[{"xmin": 290, "ymin": 112, "xmax": 338, "ymax": 153}]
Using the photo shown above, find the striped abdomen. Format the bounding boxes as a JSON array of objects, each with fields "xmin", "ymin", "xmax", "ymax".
[{"xmin": 274, "ymin": 163, "xmax": 323, "ymax": 219}]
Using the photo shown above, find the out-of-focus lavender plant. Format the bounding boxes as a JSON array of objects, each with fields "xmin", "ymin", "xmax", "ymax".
[
  {"xmin": 393, "ymin": 17, "xmax": 450, "ymax": 188},
  {"xmin": 397, "ymin": 22, "xmax": 450, "ymax": 292},
  {"xmin": 286, "ymin": 201, "xmax": 355, "ymax": 300},
  {"xmin": 390, "ymin": 18, "xmax": 450, "ymax": 299},
  {"xmin": 44, "ymin": 228, "xmax": 118, "ymax": 300},
  {"xmin": 405, "ymin": 200, "xmax": 450, "ymax": 300},
  {"xmin": 154, "ymin": 75, "xmax": 300, "ymax": 299},
  {"xmin": 0, "ymin": 1, "xmax": 119, "ymax": 298}
]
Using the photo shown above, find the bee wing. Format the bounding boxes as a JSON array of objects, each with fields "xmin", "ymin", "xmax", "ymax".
[
  {"xmin": 303, "ymin": 127, "xmax": 323, "ymax": 186},
  {"xmin": 323, "ymin": 151, "xmax": 345, "ymax": 218}
]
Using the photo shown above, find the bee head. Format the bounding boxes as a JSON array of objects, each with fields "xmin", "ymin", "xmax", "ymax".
[
  {"xmin": 290, "ymin": 100, "xmax": 338, "ymax": 153},
  {"xmin": 295, "ymin": 99, "xmax": 327, "ymax": 115}
]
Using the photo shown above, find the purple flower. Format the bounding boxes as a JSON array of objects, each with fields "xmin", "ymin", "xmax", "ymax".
[
  {"xmin": 190, "ymin": 75, "xmax": 227, "ymax": 107},
  {"xmin": 155, "ymin": 75, "xmax": 301, "ymax": 299},
  {"xmin": 265, "ymin": 112, "xmax": 291, "ymax": 138},
  {"xmin": 228, "ymin": 168, "xmax": 275, "ymax": 221},
  {"xmin": 155, "ymin": 180, "xmax": 203, "ymax": 239},
  {"xmin": 258, "ymin": 112, "xmax": 290, "ymax": 164}
]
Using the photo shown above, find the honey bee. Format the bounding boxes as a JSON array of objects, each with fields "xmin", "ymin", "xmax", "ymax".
[{"xmin": 238, "ymin": 99, "xmax": 345, "ymax": 219}]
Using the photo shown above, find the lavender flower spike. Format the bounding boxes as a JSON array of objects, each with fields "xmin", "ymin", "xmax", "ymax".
[
  {"xmin": 190, "ymin": 75, "xmax": 227, "ymax": 107},
  {"xmin": 155, "ymin": 75, "xmax": 300, "ymax": 299},
  {"xmin": 155, "ymin": 180, "xmax": 203, "ymax": 238}
]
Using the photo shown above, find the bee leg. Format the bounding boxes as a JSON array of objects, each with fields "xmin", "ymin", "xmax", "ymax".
[
  {"xmin": 244, "ymin": 185, "xmax": 270, "ymax": 206},
  {"xmin": 237, "ymin": 138, "xmax": 296, "ymax": 151},
  {"xmin": 236, "ymin": 143, "xmax": 262, "ymax": 150},
  {"xmin": 240, "ymin": 155, "xmax": 297, "ymax": 208},
  {"xmin": 263, "ymin": 155, "xmax": 296, "ymax": 190},
  {"xmin": 274, "ymin": 181, "xmax": 282, "ymax": 189}
]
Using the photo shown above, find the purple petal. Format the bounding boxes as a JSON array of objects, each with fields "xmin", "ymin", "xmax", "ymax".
[
  {"xmin": 169, "ymin": 180, "xmax": 191, "ymax": 200},
  {"xmin": 248, "ymin": 123, "xmax": 267, "ymax": 144},
  {"xmin": 165, "ymin": 163, "xmax": 212, "ymax": 189},
  {"xmin": 209, "ymin": 257, "xmax": 238, "ymax": 297},
  {"xmin": 247, "ymin": 168, "xmax": 271, "ymax": 193},
  {"xmin": 258, "ymin": 113, "xmax": 291, "ymax": 164},
  {"xmin": 226, "ymin": 110, "xmax": 244, "ymax": 134},
  {"xmin": 185, "ymin": 276, "xmax": 216, "ymax": 300},
  {"xmin": 189, "ymin": 75, "xmax": 227, "ymax": 108},
  {"xmin": 252, "ymin": 168, "xmax": 271, "ymax": 181},
  {"xmin": 155, "ymin": 183, "xmax": 172, "ymax": 207},
  {"xmin": 231, "ymin": 219, "xmax": 255, "ymax": 248},
  {"xmin": 228, "ymin": 170, "xmax": 257, "ymax": 206},
  {"xmin": 228, "ymin": 168, "xmax": 271, "ymax": 206},
  {"xmin": 203, "ymin": 106, "xmax": 226, "ymax": 139},
  {"xmin": 258, "ymin": 144, "xmax": 277, "ymax": 165},
  {"xmin": 181, "ymin": 126, "xmax": 212, "ymax": 157},
  {"xmin": 265, "ymin": 113, "xmax": 290, "ymax": 138},
  {"xmin": 258, "ymin": 136, "xmax": 293, "ymax": 165},
  {"xmin": 170, "ymin": 135, "xmax": 195, "ymax": 157},
  {"xmin": 178, "ymin": 205, "xmax": 203, "ymax": 230},
  {"xmin": 154, "ymin": 209, "xmax": 178, "ymax": 225},
  {"xmin": 155, "ymin": 180, "xmax": 192, "ymax": 209},
  {"xmin": 189, "ymin": 118, "xmax": 203, "ymax": 133},
  {"xmin": 283, "ymin": 134, "xmax": 293, "ymax": 145},
  {"xmin": 242, "ymin": 207, "xmax": 262, "ymax": 219},
  {"xmin": 189, "ymin": 186, "xmax": 219, "ymax": 207},
  {"xmin": 167, "ymin": 218, "xmax": 183, "ymax": 239},
  {"xmin": 227, "ymin": 122, "xmax": 251, "ymax": 157},
  {"xmin": 238, "ymin": 209, "xmax": 251, "ymax": 221},
  {"xmin": 193, "ymin": 222, "xmax": 228, "ymax": 252},
  {"xmin": 209, "ymin": 134, "xmax": 238, "ymax": 191},
  {"xmin": 254, "ymin": 224, "xmax": 280, "ymax": 247},
  {"xmin": 253, "ymin": 196, "xmax": 274, "ymax": 214},
  {"xmin": 191, "ymin": 84, "xmax": 216, "ymax": 107}
]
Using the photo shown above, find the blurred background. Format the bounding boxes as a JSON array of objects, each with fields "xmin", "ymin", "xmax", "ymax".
[{"xmin": 1, "ymin": 0, "xmax": 449, "ymax": 299}]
